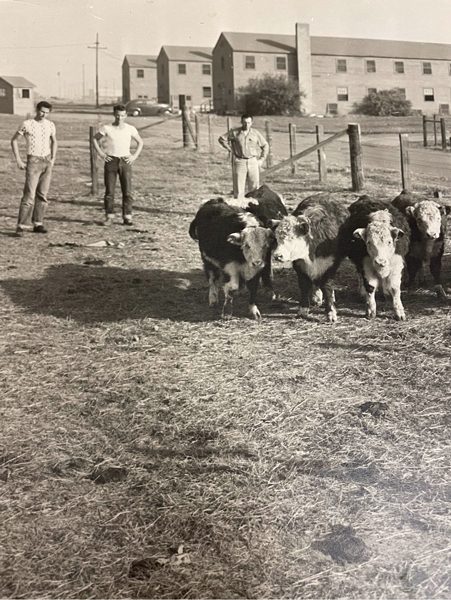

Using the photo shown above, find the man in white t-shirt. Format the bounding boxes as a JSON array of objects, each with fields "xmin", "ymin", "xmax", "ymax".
[
  {"xmin": 93, "ymin": 104, "xmax": 144, "ymax": 226},
  {"xmin": 11, "ymin": 101, "xmax": 58, "ymax": 237}
]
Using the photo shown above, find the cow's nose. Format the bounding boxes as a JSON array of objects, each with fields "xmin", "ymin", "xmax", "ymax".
[
  {"xmin": 252, "ymin": 260, "xmax": 265, "ymax": 268},
  {"xmin": 273, "ymin": 254, "xmax": 283, "ymax": 262},
  {"xmin": 375, "ymin": 258, "xmax": 388, "ymax": 267},
  {"xmin": 426, "ymin": 232, "xmax": 439, "ymax": 239}
]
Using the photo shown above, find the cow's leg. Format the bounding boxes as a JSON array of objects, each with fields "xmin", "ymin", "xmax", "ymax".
[
  {"xmin": 322, "ymin": 279, "xmax": 337, "ymax": 323},
  {"xmin": 430, "ymin": 250, "xmax": 447, "ymax": 299},
  {"xmin": 293, "ymin": 265, "xmax": 313, "ymax": 319},
  {"xmin": 311, "ymin": 285, "xmax": 323, "ymax": 307},
  {"xmin": 246, "ymin": 274, "xmax": 262, "ymax": 321},
  {"xmin": 260, "ymin": 252, "xmax": 276, "ymax": 300},
  {"xmin": 405, "ymin": 256, "xmax": 423, "ymax": 291},
  {"xmin": 222, "ymin": 266, "xmax": 240, "ymax": 319},
  {"xmin": 204, "ymin": 262, "xmax": 221, "ymax": 307},
  {"xmin": 362, "ymin": 259, "xmax": 378, "ymax": 319},
  {"xmin": 387, "ymin": 255, "xmax": 406, "ymax": 320}
]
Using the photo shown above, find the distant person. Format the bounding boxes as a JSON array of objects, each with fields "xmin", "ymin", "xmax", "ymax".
[
  {"xmin": 218, "ymin": 114, "xmax": 269, "ymax": 199},
  {"xmin": 93, "ymin": 104, "xmax": 144, "ymax": 226},
  {"xmin": 11, "ymin": 101, "xmax": 58, "ymax": 237}
]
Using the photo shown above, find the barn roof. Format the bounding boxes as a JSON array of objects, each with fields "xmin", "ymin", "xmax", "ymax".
[
  {"xmin": 220, "ymin": 31, "xmax": 451, "ymax": 60},
  {"xmin": 160, "ymin": 46, "xmax": 213, "ymax": 62},
  {"xmin": 0, "ymin": 76, "xmax": 35, "ymax": 88},
  {"xmin": 123, "ymin": 55, "xmax": 157, "ymax": 68}
]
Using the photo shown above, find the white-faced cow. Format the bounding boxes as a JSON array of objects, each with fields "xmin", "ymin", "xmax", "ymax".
[
  {"xmin": 344, "ymin": 196, "xmax": 410, "ymax": 320},
  {"xmin": 272, "ymin": 194, "xmax": 350, "ymax": 322},
  {"xmin": 392, "ymin": 190, "xmax": 449, "ymax": 299},
  {"xmin": 189, "ymin": 198, "xmax": 276, "ymax": 320}
]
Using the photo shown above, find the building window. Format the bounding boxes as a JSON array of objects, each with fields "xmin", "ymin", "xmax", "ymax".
[
  {"xmin": 394, "ymin": 61, "xmax": 405, "ymax": 74},
  {"xmin": 337, "ymin": 87, "xmax": 348, "ymax": 101},
  {"xmin": 0, "ymin": 88, "xmax": 5, "ymax": 96},
  {"xmin": 137, "ymin": 69, "xmax": 144, "ymax": 78},
  {"xmin": 439, "ymin": 104, "xmax": 450, "ymax": 115},
  {"xmin": 422, "ymin": 62, "xmax": 432, "ymax": 75},
  {"xmin": 245, "ymin": 55, "xmax": 255, "ymax": 69},
  {"xmin": 336, "ymin": 59, "xmax": 347, "ymax": 73},
  {"xmin": 424, "ymin": 88, "xmax": 435, "ymax": 101},
  {"xmin": 202, "ymin": 64, "xmax": 211, "ymax": 75},
  {"xmin": 397, "ymin": 88, "xmax": 406, "ymax": 100},
  {"xmin": 22, "ymin": 89, "xmax": 30, "ymax": 98},
  {"xmin": 203, "ymin": 86, "xmax": 212, "ymax": 98},
  {"xmin": 366, "ymin": 60, "xmax": 376, "ymax": 73},
  {"xmin": 186, "ymin": 95, "xmax": 192, "ymax": 101},
  {"xmin": 327, "ymin": 103, "xmax": 338, "ymax": 116},
  {"xmin": 276, "ymin": 56, "xmax": 287, "ymax": 70},
  {"xmin": 221, "ymin": 56, "xmax": 225, "ymax": 70},
  {"xmin": 178, "ymin": 63, "xmax": 186, "ymax": 74},
  {"xmin": 367, "ymin": 88, "xmax": 377, "ymax": 95}
]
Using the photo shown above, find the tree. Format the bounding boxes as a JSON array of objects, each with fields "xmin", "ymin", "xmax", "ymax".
[
  {"xmin": 238, "ymin": 73, "xmax": 304, "ymax": 116},
  {"xmin": 352, "ymin": 88, "xmax": 413, "ymax": 116}
]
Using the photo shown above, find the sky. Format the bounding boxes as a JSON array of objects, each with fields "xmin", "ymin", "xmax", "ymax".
[{"xmin": 1, "ymin": 0, "xmax": 451, "ymax": 98}]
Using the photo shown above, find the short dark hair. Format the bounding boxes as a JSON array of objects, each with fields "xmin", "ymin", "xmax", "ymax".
[
  {"xmin": 114, "ymin": 104, "xmax": 127, "ymax": 113},
  {"xmin": 36, "ymin": 101, "xmax": 52, "ymax": 111},
  {"xmin": 241, "ymin": 114, "xmax": 253, "ymax": 121}
]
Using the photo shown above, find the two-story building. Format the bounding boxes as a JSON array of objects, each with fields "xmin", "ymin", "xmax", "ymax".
[
  {"xmin": 157, "ymin": 46, "xmax": 213, "ymax": 111},
  {"xmin": 213, "ymin": 24, "xmax": 451, "ymax": 116},
  {"xmin": 122, "ymin": 55, "xmax": 158, "ymax": 103},
  {"xmin": 0, "ymin": 76, "xmax": 35, "ymax": 115}
]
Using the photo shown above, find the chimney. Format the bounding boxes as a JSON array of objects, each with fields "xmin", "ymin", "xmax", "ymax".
[{"xmin": 296, "ymin": 23, "xmax": 313, "ymax": 115}]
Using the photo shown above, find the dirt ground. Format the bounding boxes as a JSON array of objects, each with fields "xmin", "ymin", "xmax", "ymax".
[{"xmin": 1, "ymin": 113, "xmax": 451, "ymax": 599}]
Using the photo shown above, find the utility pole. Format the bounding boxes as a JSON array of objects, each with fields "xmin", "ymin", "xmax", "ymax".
[{"xmin": 88, "ymin": 33, "xmax": 106, "ymax": 108}]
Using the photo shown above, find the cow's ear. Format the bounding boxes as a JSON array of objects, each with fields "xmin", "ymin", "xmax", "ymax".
[
  {"xmin": 405, "ymin": 205, "xmax": 415, "ymax": 217},
  {"xmin": 269, "ymin": 219, "xmax": 281, "ymax": 230},
  {"xmin": 391, "ymin": 227, "xmax": 404, "ymax": 240},
  {"xmin": 439, "ymin": 204, "xmax": 451, "ymax": 216},
  {"xmin": 227, "ymin": 232, "xmax": 242, "ymax": 245},
  {"xmin": 296, "ymin": 216, "xmax": 310, "ymax": 235},
  {"xmin": 353, "ymin": 228, "xmax": 366, "ymax": 241}
]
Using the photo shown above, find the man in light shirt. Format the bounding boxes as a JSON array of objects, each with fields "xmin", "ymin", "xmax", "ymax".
[
  {"xmin": 11, "ymin": 101, "xmax": 58, "ymax": 237},
  {"xmin": 93, "ymin": 104, "xmax": 144, "ymax": 226},
  {"xmin": 218, "ymin": 114, "xmax": 269, "ymax": 200}
]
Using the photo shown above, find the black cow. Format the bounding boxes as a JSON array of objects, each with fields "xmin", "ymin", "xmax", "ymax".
[
  {"xmin": 392, "ymin": 190, "xmax": 449, "ymax": 299},
  {"xmin": 272, "ymin": 193, "xmax": 350, "ymax": 322},
  {"xmin": 342, "ymin": 196, "xmax": 410, "ymax": 320},
  {"xmin": 244, "ymin": 184, "xmax": 288, "ymax": 227},
  {"xmin": 189, "ymin": 199, "xmax": 276, "ymax": 320}
]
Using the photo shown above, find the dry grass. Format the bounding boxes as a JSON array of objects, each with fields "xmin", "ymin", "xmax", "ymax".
[{"xmin": 1, "ymin": 113, "xmax": 451, "ymax": 599}]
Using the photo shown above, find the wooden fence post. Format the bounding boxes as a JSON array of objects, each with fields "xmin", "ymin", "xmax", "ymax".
[
  {"xmin": 348, "ymin": 123, "xmax": 364, "ymax": 192},
  {"xmin": 182, "ymin": 107, "xmax": 196, "ymax": 148},
  {"xmin": 423, "ymin": 115, "xmax": 428, "ymax": 147},
  {"xmin": 195, "ymin": 113, "xmax": 200, "ymax": 151},
  {"xmin": 265, "ymin": 120, "xmax": 273, "ymax": 168},
  {"xmin": 316, "ymin": 124, "xmax": 327, "ymax": 183},
  {"xmin": 440, "ymin": 117, "xmax": 447, "ymax": 150},
  {"xmin": 434, "ymin": 114, "xmax": 439, "ymax": 146},
  {"xmin": 208, "ymin": 115, "xmax": 215, "ymax": 154},
  {"xmin": 289, "ymin": 123, "xmax": 297, "ymax": 175},
  {"xmin": 399, "ymin": 133, "xmax": 411, "ymax": 191},
  {"xmin": 226, "ymin": 117, "xmax": 236, "ymax": 196},
  {"xmin": 89, "ymin": 126, "xmax": 99, "ymax": 196}
]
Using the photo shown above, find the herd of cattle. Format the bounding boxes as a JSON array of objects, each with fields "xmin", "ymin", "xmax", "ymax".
[{"xmin": 188, "ymin": 184, "xmax": 450, "ymax": 321}]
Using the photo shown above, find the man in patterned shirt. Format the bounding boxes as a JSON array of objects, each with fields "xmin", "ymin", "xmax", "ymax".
[
  {"xmin": 11, "ymin": 101, "xmax": 58, "ymax": 237},
  {"xmin": 218, "ymin": 114, "xmax": 269, "ymax": 200}
]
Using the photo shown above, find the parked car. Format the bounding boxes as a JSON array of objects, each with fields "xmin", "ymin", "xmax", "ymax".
[{"xmin": 125, "ymin": 99, "xmax": 180, "ymax": 117}]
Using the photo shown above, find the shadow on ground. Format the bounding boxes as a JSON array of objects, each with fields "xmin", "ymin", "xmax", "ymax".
[{"xmin": 1, "ymin": 263, "xmax": 287, "ymax": 324}]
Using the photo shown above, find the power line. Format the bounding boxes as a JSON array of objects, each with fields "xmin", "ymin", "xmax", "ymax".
[{"xmin": 88, "ymin": 33, "xmax": 107, "ymax": 109}]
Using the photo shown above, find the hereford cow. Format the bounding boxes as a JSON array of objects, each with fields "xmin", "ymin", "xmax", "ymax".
[
  {"xmin": 343, "ymin": 196, "xmax": 410, "ymax": 320},
  {"xmin": 189, "ymin": 199, "xmax": 276, "ymax": 320},
  {"xmin": 392, "ymin": 190, "xmax": 449, "ymax": 299},
  {"xmin": 271, "ymin": 194, "xmax": 350, "ymax": 322}
]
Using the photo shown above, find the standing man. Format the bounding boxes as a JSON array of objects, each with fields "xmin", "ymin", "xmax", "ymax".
[
  {"xmin": 11, "ymin": 101, "xmax": 57, "ymax": 237},
  {"xmin": 218, "ymin": 114, "xmax": 269, "ymax": 200},
  {"xmin": 93, "ymin": 104, "xmax": 144, "ymax": 226}
]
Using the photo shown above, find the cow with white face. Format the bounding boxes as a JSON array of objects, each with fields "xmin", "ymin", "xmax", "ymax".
[
  {"xmin": 272, "ymin": 194, "xmax": 350, "ymax": 322},
  {"xmin": 189, "ymin": 198, "xmax": 276, "ymax": 320},
  {"xmin": 392, "ymin": 190, "xmax": 449, "ymax": 299},
  {"xmin": 344, "ymin": 196, "xmax": 410, "ymax": 320}
]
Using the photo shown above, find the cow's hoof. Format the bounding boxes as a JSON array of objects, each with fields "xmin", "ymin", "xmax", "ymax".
[
  {"xmin": 327, "ymin": 309, "xmax": 338, "ymax": 323},
  {"xmin": 435, "ymin": 285, "xmax": 447, "ymax": 300},
  {"xmin": 249, "ymin": 305, "xmax": 262, "ymax": 321},
  {"xmin": 394, "ymin": 311, "xmax": 406, "ymax": 321},
  {"xmin": 296, "ymin": 307, "xmax": 309, "ymax": 319}
]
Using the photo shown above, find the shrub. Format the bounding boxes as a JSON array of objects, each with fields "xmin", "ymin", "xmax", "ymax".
[
  {"xmin": 352, "ymin": 88, "xmax": 413, "ymax": 116},
  {"xmin": 238, "ymin": 73, "xmax": 304, "ymax": 116}
]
